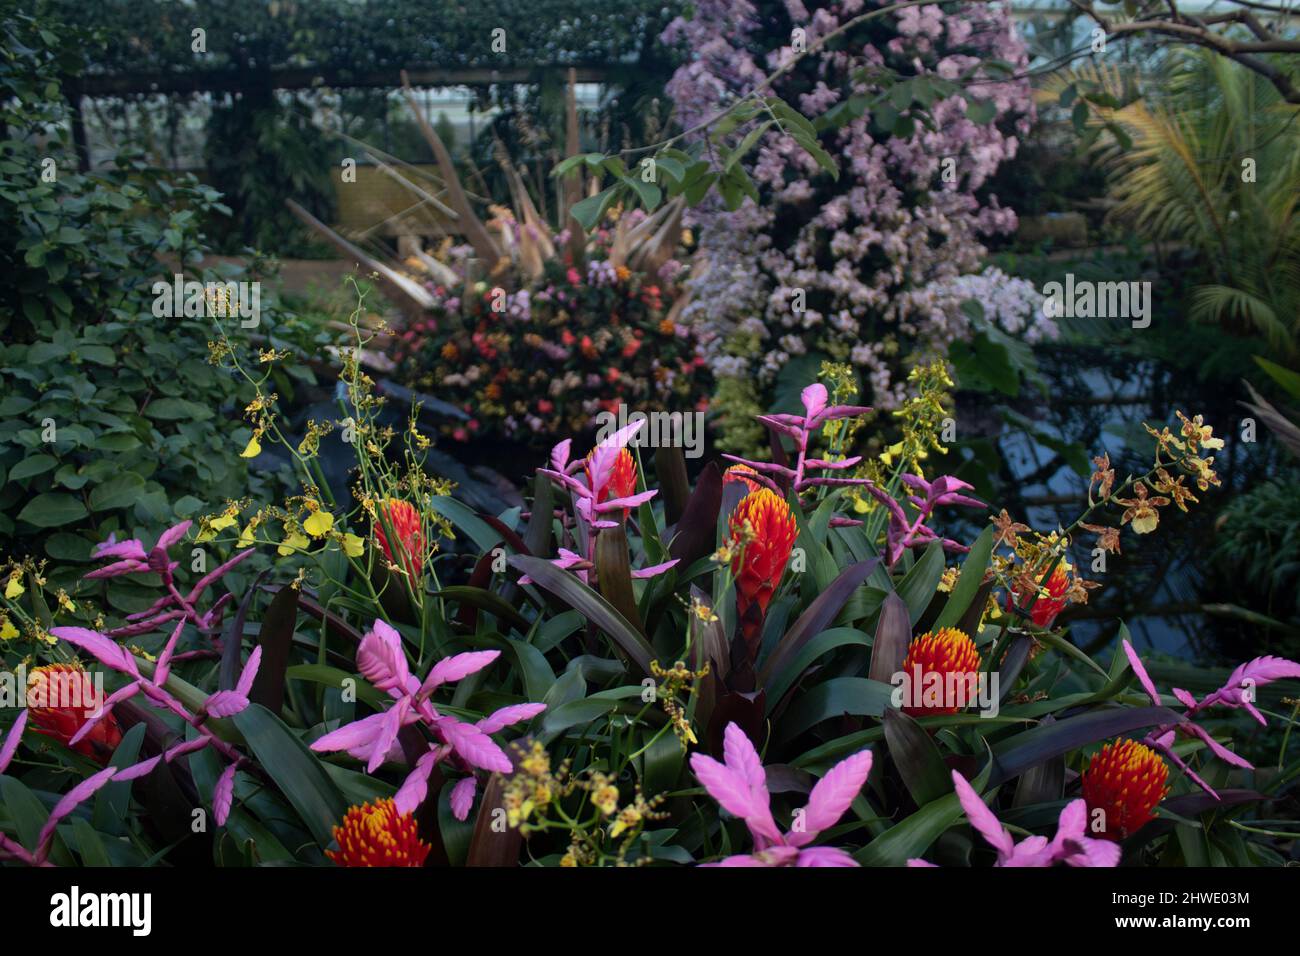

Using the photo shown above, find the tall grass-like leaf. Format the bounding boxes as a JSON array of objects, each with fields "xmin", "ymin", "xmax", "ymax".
[
  {"xmin": 510, "ymin": 555, "xmax": 655, "ymax": 674},
  {"xmin": 765, "ymin": 627, "xmax": 871, "ymax": 712},
  {"xmin": 668, "ymin": 462, "xmax": 722, "ymax": 567},
  {"xmin": 594, "ymin": 524, "xmax": 645, "ymax": 634},
  {"xmin": 896, "ymin": 540, "xmax": 945, "ymax": 624},
  {"xmin": 466, "ymin": 773, "xmax": 522, "ymax": 866},
  {"xmin": 1011, "ymin": 715, "xmax": 1064, "ymax": 807},
  {"xmin": 760, "ymin": 558, "xmax": 879, "ymax": 684},
  {"xmin": 989, "ymin": 705, "xmax": 1180, "ymax": 784},
  {"xmin": 220, "ymin": 568, "xmax": 270, "ymax": 690},
  {"xmin": 233, "ymin": 704, "xmax": 348, "ymax": 849},
  {"xmin": 774, "ymin": 677, "xmax": 894, "ymax": 743},
  {"xmin": 934, "ymin": 525, "xmax": 994, "ymax": 630},
  {"xmin": 883, "ymin": 709, "xmax": 952, "ymax": 805},
  {"xmin": 855, "ymin": 758, "xmax": 993, "ymax": 866},
  {"xmin": 867, "ymin": 591, "xmax": 911, "ymax": 686},
  {"xmin": 251, "ymin": 583, "xmax": 298, "ymax": 715},
  {"xmin": 434, "ymin": 586, "xmax": 531, "ymax": 632},
  {"xmin": 654, "ymin": 445, "xmax": 690, "ymax": 525}
]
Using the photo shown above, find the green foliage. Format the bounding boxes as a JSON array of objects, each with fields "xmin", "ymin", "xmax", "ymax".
[
  {"xmin": 1212, "ymin": 469, "xmax": 1300, "ymax": 652},
  {"xmin": 1065, "ymin": 51, "xmax": 1300, "ymax": 354},
  {"xmin": 0, "ymin": 9, "xmax": 278, "ymax": 585},
  {"xmin": 203, "ymin": 93, "xmax": 336, "ymax": 256}
]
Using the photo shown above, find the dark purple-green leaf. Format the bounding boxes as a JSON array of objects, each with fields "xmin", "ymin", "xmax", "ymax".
[
  {"xmin": 760, "ymin": 558, "xmax": 879, "ymax": 685},
  {"xmin": 594, "ymin": 523, "xmax": 645, "ymax": 634},
  {"xmin": 867, "ymin": 591, "xmax": 910, "ymax": 686},
  {"xmin": 655, "ymin": 445, "xmax": 690, "ymax": 525},
  {"xmin": 883, "ymin": 708, "xmax": 951, "ymax": 805},
  {"xmin": 251, "ymin": 583, "xmax": 298, "ymax": 715},
  {"xmin": 668, "ymin": 461, "xmax": 722, "ymax": 567},
  {"xmin": 989, "ymin": 706, "xmax": 1180, "ymax": 785},
  {"xmin": 510, "ymin": 554, "xmax": 654, "ymax": 674}
]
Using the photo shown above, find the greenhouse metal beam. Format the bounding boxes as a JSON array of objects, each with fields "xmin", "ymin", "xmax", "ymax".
[{"xmin": 69, "ymin": 64, "xmax": 616, "ymax": 97}]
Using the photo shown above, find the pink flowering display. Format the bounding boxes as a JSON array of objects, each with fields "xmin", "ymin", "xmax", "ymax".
[
  {"xmin": 310, "ymin": 619, "xmax": 546, "ymax": 820},
  {"xmin": 1122, "ymin": 640, "xmax": 1300, "ymax": 798},
  {"xmin": 394, "ymin": 212, "xmax": 709, "ymax": 446},
  {"xmin": 909, "ymin": 769, "xmax": 1120, "ymax": 868},
  {"xmin": 692, "ymin": 723, "xmax": 872, "ymax": 866},
  {"xmin": 662, "ymin": 1, "xmax": 1055, "ymax": 448},
  {"xmin": 3, "ymin": 365, "xmax": 1294, "ymax": 878}
]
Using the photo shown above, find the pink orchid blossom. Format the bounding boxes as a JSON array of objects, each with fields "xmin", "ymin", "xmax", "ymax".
[
  {"xmin": 909, "ymin": 769, "xmax": 1119, "ymax": 868},
  {"xmin": 723, "ymin": 383, "xmax": 873, "ymax": 496},
  {"xmin": 310, "ymin": 619, "xmax": 545, "ymax": 820},
  {"xmin": 531, "ymin": 418, "xmax": 678, "ymax": 587},
  {"xmin": 690, "ymin": 721, "xmax": 871, "ymax": 866},
  {"xmin": 1122, "ymin": 640, "xmax": 1300, "ymax": 798}
]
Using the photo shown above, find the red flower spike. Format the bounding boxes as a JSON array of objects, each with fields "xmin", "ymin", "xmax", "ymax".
[
  {"xmin": 373, "ymin": 498, "xmax": 425, "ymax": 581},
  {"xmin": 728, "ymin": 489, "xmax": 798, "ymax": 657}
]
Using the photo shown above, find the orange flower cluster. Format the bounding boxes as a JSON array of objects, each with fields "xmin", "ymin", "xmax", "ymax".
[
  {"xmin": 900, "ymin": 628, "xmax": 981, "ymax": 716},
  {"xmin": 327, "ymin": 799, "xmax": 432, "ymax": 867},
  {"xmin": 1081, "ymin": 739, "xmax": 1169, "ymax": 841}
]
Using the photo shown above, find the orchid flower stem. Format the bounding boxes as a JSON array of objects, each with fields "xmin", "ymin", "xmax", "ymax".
[
  {"xmin": 1227, "ymin": 819, "xmax": 1300, "ymax": 839},
  {"xmin": 1278, "ymin": 699, "xmax": 1300, "ymax": 770},
  {"xmin": 622, "ymin": 718, "xmax": 674, "ymax": 768}
]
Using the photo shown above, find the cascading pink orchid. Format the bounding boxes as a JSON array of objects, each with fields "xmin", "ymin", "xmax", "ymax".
[
  {"xmin": 0, "ymin": 711, "xmax": 135, "ymax": 867},
  {"xmin": 528, "ymin": 417, "xmax": 678, "ymax": 585},
  {"xmin": 722, "ymin": 383, "xmax": 983, "ymax": 563},
  {"xmin": 40, "ymin": 520, "xmax": 265, "ymax": 830},
  {"xmin": 723, "ymin": 383, "xmax": 873, "ymax": 498},
  {"xmin": 690, "ymin": 721, "xmax": 872, "ymax": 866},
  {"xmin": 88, "ymin": 520, "xmax": 254, "ymax": 640},
  {"xmin": 908, "ymin": 769, "xmax": 1119, "ymax": 868},
  {"xmin": 309, "ymin": 619, "xmax": 545, "ymax": 820},
  {"xmin": 865, "ymin": 473, "xmax": 986, "ymax": 568},
  {"xmin": 1122, "ymin": 639, "xmax": 1300, "ymax": 798},
  {"xmin": 49, "ymin": 624, "xmax": 263, "ymax": 828}
]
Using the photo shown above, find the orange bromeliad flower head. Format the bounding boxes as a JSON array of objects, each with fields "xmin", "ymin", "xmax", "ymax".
[
  {"xmin": 26, "ymin": 663, "xmax": 122, "ymax": 762},
  {"xmin": 728, "ymin": 489, "xmax": 798, "ymax": 653},
  {"xmin": 900, "ymin": 627, "xmax": 981, "ymax": 716},
  {"xmin": 1081, "ymin": 739, "xmax": 1169, "ymax": 842},
  {"xmin": 373, "ymin": 498, "xmax": 425, "ymax": 580},
  {"xmin": 327, "ymin": 798, "xmax": 432, "ymax": 867},
  {"xmin": 586, "ymin": 447, "xmax": 638, "ymax": 505},
  {"xmin": 723, "ymin": 464, "xmax": 764, "ymax": 495}
]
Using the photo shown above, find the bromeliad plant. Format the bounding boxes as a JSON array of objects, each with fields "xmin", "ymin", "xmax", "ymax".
[{"xmin": 2, "ymin": 343, "xmax": 1299, "ymax": 867}]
